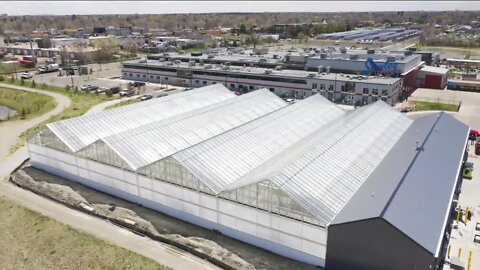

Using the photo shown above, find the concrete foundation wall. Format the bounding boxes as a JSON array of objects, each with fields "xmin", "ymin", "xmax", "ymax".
[{"xmin": 28, "ymin": 143, "xmax": 327, "ymax": 267}]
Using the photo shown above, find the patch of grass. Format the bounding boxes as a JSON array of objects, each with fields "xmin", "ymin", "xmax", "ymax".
[
  {"xmin": 0, "ymin": 87, "xmax": 57, "ymax": 121},
  {"xmin": 3, "ymin": 80, "xmax": 116, "ymax": 153},
  {"xmin": 0, "ymin": 197, "xmax": 170, "ymax": 269},
  {"xmin": 106, "ymin": 99, "xmax": 140, "ymax": 110},
  {"xmin": 412, "ymin": 101, "xmax": 459, "ymax": 112}
]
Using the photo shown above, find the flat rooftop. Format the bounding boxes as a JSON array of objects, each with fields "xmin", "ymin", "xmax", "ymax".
[{"xmin": 123, "ymin": 59, "xmax": 402, "ymax": 85}]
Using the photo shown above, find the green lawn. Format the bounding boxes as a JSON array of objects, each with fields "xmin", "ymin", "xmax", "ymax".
[
  {"xmin": 106, "ymin": 99, "xmax": 140, "ymax": 110},
  {"xmin": 412, "ymin": 101, "xmax": 459, "ymax": 112},
  {"xmin": 0, "ymin": 197, "xmax": 170, "ymax": 270},
  {"xmin": 1, "ymin": 79, "xmax": 116, "ymax": 153},
  {"xmin": 0, "ymin": 87, "xmax": 57, "ymax": 120}
]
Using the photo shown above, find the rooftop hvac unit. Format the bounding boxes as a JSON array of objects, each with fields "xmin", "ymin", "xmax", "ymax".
[
  {"xmin": 326, "ymin": 66, "xmax": 331, "ymax": 73},
  {"xmin": 320, "ymin": 53, "xmax": 327, "ymax": 59},
  {"xmin": 159, "ymin": 58, "xmax": 166, "ymax": 62},
  {"xmin": 340, "ymin": 47, "xmax": 347, "ymax": 54},
  {"xmin": 318, "ymin": 65, "xmax": 324, "ymax": 73},
  {"xmin": 307, "ymin": 73, "xmax": 316, "ymax": 78},
  {"xmin": 264, "ymin": 69, "xmax": 273, "ymax": 74},
  {"xmin": 205, "ymin": 64, "xmax": 212, "ymax": 69},
  {"xmin": 174, "ymin": 60, "xmax": 181, "ymax": 65},
  {"xmin": 275, "ymin": 65, "xmax": 282, "ymax": 70}
]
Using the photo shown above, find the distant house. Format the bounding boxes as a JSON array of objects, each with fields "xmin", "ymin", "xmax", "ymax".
[
  {"xmin": 93, "ymin": 27, "xmax": 107, "ymax": 35},
  {"xmin": 106, "ymin": 26, "xmax": 133, "ymax": 37}
]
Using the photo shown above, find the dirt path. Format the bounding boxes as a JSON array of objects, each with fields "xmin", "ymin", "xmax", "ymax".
[{"xmin": 0, "ymin": 83, "xmax": 71, "ymax": 169}]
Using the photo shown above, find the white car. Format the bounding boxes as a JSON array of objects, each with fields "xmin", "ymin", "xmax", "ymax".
[
  {"xmin": 96, "ymin": 87, "xmax": 109, "ymax": 93},
  {"xmin": 20, "ymin": 72, "xmax": 33, "ymax": 79}
]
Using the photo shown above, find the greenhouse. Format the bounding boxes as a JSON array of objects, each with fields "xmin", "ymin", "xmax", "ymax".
[{"xmin": 27, "ymin": 84, "xmax": 469, "ymax": 268}]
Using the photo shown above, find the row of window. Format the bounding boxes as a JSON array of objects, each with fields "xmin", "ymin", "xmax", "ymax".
[
  {"xmin": 123, "ymin": 64, "xmax": 308, "ymax": 84},
  {"xmin": 363, "ymin": 87, "xmax": 389, "ymax": 96},
  {"xmin": 319, "ymin": 91, "xmax": 388, "ymax": 104}
]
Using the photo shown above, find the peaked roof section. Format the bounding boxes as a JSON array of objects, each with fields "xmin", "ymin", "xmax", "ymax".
[
  {"xmin": 47, "ymin": 84, "xmax": 236, "ymax": 152},
  {"xmin": 173, "ymin": 94, "xmax": 346, "ymax": 194},
  {"xmin": 332, "ymin": 112, "xmax": 469, "ymax": 256},
  {"xmin": 103, "ymin": 89, "xmax": 287, "ymax": 170},
  {"xmin": 268, "ymin": 101, "xmax": 413, "ymax": 226}
]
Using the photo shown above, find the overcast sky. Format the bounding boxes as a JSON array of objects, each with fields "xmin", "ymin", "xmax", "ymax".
[{"xmin": 1, "ymin": 1, "xmax": 479, "ymax": 15}]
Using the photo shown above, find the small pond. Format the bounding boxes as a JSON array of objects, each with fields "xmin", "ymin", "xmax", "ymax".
[{"xmin": 0, "ymin": 105, "xmax": 17, "ymax": 120}]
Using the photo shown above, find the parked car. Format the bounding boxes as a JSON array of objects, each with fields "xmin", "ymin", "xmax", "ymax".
[
  {"xmin": 156, "ymin": 93, "xmax": 168, "ymax": 98},
  {"xmin": 184, "ymin": 87, "xmax": 193, "ymax": 91},
  {"xmin": 20, "ymin": 72, "xmax": 33, "ymax": 79},
  {"xmin": 109, "ymin": 86, "xmax": 120, "ymax": 94},
  {"xmin": 140, "ymin": 94, "xmax": 153, "ymax": 101},
  {"xmin": 96, "ymin": 87, "xmax": 109, "ymax": 94},
  {"xmin": 119, "ymin": 89, "xmax": 134, "ymax": 97},
  {"xmin": 129, "ymin": 81, "xmax": 146, "ymax": 87},
  {"xmin": 81, "ymin": 84, "xmax": 93, "ymax": 91}
]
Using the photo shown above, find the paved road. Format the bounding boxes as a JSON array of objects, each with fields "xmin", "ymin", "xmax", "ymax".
[
  {"xmin": 0, "ymin": 84, "xmax": 219, "ymax": 270},
  {"xmin": 0, "ymin": 83, "xmax": 72, "ymax": 166}
]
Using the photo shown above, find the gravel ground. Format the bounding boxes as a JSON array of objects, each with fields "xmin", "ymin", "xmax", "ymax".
[{"xmin": 12, "ymin": 167, "xmax": 278, "ymax": 270}]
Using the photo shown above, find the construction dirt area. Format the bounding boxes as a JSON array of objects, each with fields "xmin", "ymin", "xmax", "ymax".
[{"xmin": 10, "ymin": 166, "xmax": 319, "ymax": 270}]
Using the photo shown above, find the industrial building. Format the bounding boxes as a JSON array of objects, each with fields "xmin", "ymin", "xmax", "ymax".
[
  {"xmin": 121, "ymin": 59, "xmax": 403, "ymax": 106},
  {"xmin": 318, "ymin": 27, "xmax": 422, "ymax": 42},
  {"xmin": 148, "ymin": 47, "xmax": 430, "ymax": 95},
  {"xmin": 416, "ymin": 66, "xmax": 449, "ymax": 89},
  {"xmin": 28, "ymin": 84, "xmax": 469, "ymax": 269}
]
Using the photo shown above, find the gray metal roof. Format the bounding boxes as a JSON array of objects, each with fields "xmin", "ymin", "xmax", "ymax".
[
  {"xmin": 331, "ymin": 112, "xmax": 469, "ymax": 256},
  {"xmin": 102, "ymin": 89, "xmax": 286, "ymax": 170},
  {"xmin": 46, "ymin": 84, "xmax": 235, "ymax": 152},
  {"xmin": 173, "ymin": 94, "xmax": 346, "ymax": 194}
]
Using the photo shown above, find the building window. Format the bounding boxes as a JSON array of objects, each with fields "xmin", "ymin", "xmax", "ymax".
[
  {"xmin": 195, "ymin": 80, "xmax": 200, "ymax": 83},
  {"xmin": 203, "ymin": 81, "xmax": 207, "ymax": 85},
  {"xmin": 312, "ymin": 83, "xmax": 318, "ymax": 89},
  {"xmin": 381, "ymin": 97, "xmax": 388, "ymax": 102},
  {"xmin": 363, "ymin": 88, "xmax": 369, "ymax": 94},
  {"xmin": 150, "ymin": 75, "xmax": 154, "ymax": 79},
  {"xmin": 327, "ymin": 92, "xmax": 333, "ymax": 100},
  {"xmin": 165, "ymin": 77, "xmax": 168, "ymax": 81},
  {"xmin": 381, "ymin": 89, "xmax": 388, "ymax": 96},
  {"xmin": 129, "ymin": 73, "xmax": 132, "ymax": 76},
  {"xmin": 136, "ymin": 74, "xmax": 140, "ymax": 78},
  {"xmin": 328, "ymin": 85, "xmax": 334, "ymax": 91},
  {"xmin": 212, "ymin": 82, "xmax": 216, "ymax": 84},
  {"xmin": 269, "ymin": 88, "xmax": 275, "ymax": 92},
  {"xmin": 123, "ymin": 72, "xmax": 127, "ymax": 76},
  {"xmin": 230, "ymin": 84, "xmax": 235, "ymax": 88},
  {"xmin": 143, "ymin": 75, "xmax": 146, "ymax": 78},
  {"xmin": 239, "ymin": 84, "xmax": 244, "ymax": 89},
  {"xmin": 341, "ymin": 85, "xmax": 345, "ymax": 91},
  {"xmin": 372, "ymin": 96, "xmax": 378, "ymax": 102},
  {"xmin": 363, "ymin": 96, "xmax": 369, "ymax": 104},
  {"xmin": 372, "ymin": 88, "xmax": 378, "ymax": 95},
  {"xmin": 156, "ymin": 76, "xmax": 160, "ymax": 79},
  {"xmin": 249, "ymin": 85, "xmax": 254, "ymax": 90}
]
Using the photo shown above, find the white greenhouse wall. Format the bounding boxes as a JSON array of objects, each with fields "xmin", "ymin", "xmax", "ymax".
[{"xmin": 28, "ymin": 143, "xmax": 327, "ymax": 267}]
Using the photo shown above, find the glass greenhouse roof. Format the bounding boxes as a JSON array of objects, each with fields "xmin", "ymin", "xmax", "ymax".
[{"xmin": 47, "ymin": 84, "xmax": 236, "ymax": 152}]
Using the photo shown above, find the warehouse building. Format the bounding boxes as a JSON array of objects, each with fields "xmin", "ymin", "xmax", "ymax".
[
  {"xmin": 28, "ymin": 84, "xmax": 469, "ymax": 269},
  {"xmin": 416, "ymin": 66, "xmax": 449, "ymax": 89},
  {"xmin": 121, "ymin": 59, "xmax": 403, "ymax": 106}
]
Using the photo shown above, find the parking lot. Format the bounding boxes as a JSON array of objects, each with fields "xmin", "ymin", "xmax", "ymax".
[{"xmin": 16, "ymin": 62, "xmax": 185, "ymax": 98}]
